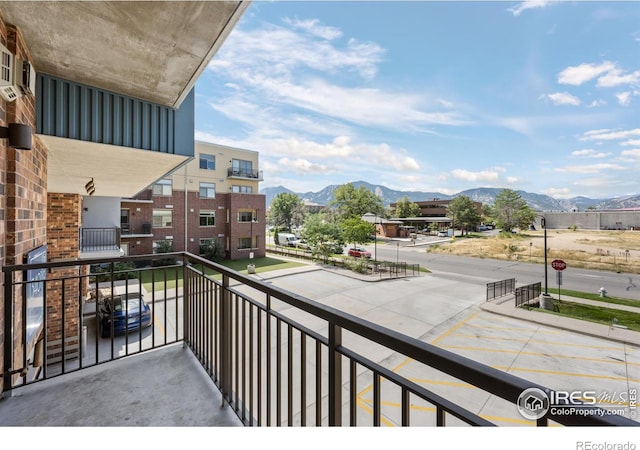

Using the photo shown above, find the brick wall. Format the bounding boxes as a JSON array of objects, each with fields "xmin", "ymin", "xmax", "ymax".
[
  {"xmin": 45, "ymin": 193, "xmax": 81, "ymax": 361},
  {"xmin": 1, "ymin": 20, "xmax": 46, "ymax": 391},
  {"xmin": 124, "ymin": 189, "xmax": 266, "ymax": 260}
]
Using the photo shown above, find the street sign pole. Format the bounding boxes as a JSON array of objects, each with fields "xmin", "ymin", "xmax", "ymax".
[{"xmin": 556, "ymin": 270, "xmax": 562, "ymax": 300}]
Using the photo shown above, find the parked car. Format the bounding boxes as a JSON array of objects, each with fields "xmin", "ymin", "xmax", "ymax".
[
  {"xmin": 437, "ymin": 231, "xmax": 448, "ymax": 237},
  {"xmin": 348, "ymin": 247, "xmax": 371, "ymax": 258},
  {"xmin": 97, "ymin": 292, "xmax": 152, "ymax": 338}
]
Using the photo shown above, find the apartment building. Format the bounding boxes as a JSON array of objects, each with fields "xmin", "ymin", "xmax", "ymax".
[{"xmin": 121, "ymin": 141, "xmax": 265, "ymax": 260}]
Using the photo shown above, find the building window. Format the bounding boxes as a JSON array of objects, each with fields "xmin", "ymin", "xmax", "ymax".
[
  {"xmin": 200, "ymin": 210, "xmax": 216, "ymax": 227},
  {"xmin": 237, "ymin": 237, "xmax": 252, "ymax": 250},
  {"xmin": 231, "ymin": 185, "xmax": 253, "ymax": 194},
  {"xmin": 199, "ymin": 238, "xmax": 216, "ymax": 255},
  {"xmin": 231, "ymin": 159, "xmax": 253, "ymax": 177},
  {"xmin": 238, "ymin": 210, "xmax": 255, "ymax": 223},
  {"xmin": 120, "ymin": 209, "xmax": 130, "ymax": 234},
  {"xmin": 199, "ymin": 182, "xmax": 216, "ymax": 198},
  {"xmin": 199, "ymin": 154, "xmax": 215, "ymax": 170},
  {"xmin": 152, "ymin": 210, "xmax": 173, "ymax": 228},
  {"xmin": 152, "ymin": 178, "xmax": 172, "ymax": 196}
]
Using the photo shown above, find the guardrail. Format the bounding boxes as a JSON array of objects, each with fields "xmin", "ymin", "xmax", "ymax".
[
  {"xmin": 515, "ymin": 282, "xmax": 542, "ymax": 308},
  {"xmin": 486, "ymin": 278, "xmax": 516, "ymax": 301},
  {"xmin": 3, "ymin": 254, "xmax": 636, "ymax": 426}
]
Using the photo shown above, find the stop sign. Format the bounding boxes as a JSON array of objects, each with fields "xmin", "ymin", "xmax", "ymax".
[{"xmin": 551, "ymin": 259, "xmax": 567, "ymax": 271}]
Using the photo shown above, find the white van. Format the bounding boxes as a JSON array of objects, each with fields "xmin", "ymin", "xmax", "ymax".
[{"xmin": 277, "ymin": 233, "xmax": 299, "ymax": 247}]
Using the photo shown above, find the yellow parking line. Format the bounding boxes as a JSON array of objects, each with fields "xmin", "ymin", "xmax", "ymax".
[
  {"xmin": 431, "ymin": 311, "xmax": 481, "ymax": 345},
  {"xmin": 463, "ymin": 323, "xmax": 562, "ymax": 334},
  {"xmin": 153, "ymin": 311, "xmax": 165, "ymax": 337},
  {"xmin": 493, "ymin": 365, "xmax": 640, "ymax": 383},
  {"xmin": 441, "ymin": 345, "xmax": 640, "ymax": 366},
  {"xmin": 450, "ymin": 334, "xmax": 627, "ymax": 351}
]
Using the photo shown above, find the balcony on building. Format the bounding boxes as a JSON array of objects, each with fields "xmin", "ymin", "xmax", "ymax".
[{"xmin": 227, "ymin": 167, "xmax": 264, "ymax": 181}]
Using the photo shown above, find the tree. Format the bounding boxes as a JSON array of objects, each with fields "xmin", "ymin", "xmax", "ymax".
[
  {"xmin": 394, "ymin": 196, "xmax": 422, "ymax": 218},
  {"xmin": 268, "ymin": 192, "xmax": 306, "ymax": 231},
  {"xmin": 493, "ymin": 189, "xmax": 536, "ymax": 232},
  {"xmin": 341, "ymin": 217, "xmax": 374, "ymax": 247},
  {"xmin": 447, "ymin": 195, "xmax": 481, "ymax": 235},
  {"xmin": 201, "ymin": 237, "xmax": 224, "ymax": 262},
  {"xmin": 330, "ymin": 183, "xmax": 385, "ymax": 222},
  {"xmin": 301, "ymin": 214, "xmax": 343, "ymax": 262}
]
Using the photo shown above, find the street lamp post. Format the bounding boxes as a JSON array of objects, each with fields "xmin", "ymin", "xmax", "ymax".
[{"xmin": 247, "ymin": 209, "xmax": 257, "ymax": 274}]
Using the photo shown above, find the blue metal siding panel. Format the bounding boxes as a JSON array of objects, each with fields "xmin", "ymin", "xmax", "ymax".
[
  {"xmin": 36, "ymin": 74, "xmax": 192, "ymax": 156},
  {"xmin": 173, "ymin": 89, "xmax": 195, "ymax": 156}
]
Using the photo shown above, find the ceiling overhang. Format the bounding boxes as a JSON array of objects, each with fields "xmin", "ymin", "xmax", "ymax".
[
  {"xmin": 0, "ymin": 1, "xmax": 249, "ymax": 108},
  {"xmin": 0, "ymin": 1, "xmax": 249, "ymax": 196},
  {"xmin": 43, "ymin": 135, "xmax": 191, "ymax": 198}
]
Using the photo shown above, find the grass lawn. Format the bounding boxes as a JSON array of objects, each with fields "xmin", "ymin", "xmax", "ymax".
[
  {"xmin": 546, "ymin": 287, "xmax": 640, "ymax": 308},
  {"xmin": 536, "ymin": 299, "xmax": 640, "ymax": 332},
  {"xmin": 140, "ymin": 256, "xmax": 307, "ymax": 292}
]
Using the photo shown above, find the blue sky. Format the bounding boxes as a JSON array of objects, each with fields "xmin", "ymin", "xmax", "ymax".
[{"xmin": 194, "ymin": 1, "xmax": 640, "ymax": 199}]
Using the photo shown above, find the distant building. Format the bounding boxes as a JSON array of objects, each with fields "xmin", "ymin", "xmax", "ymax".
[
  {"xmin": 388, "ymin": 199, "xmax": 483, "ymax": 232},
  {"xmin": 534, "ymin": 209, "xmax": 640, "ymax": 231},
  {"xmin": 121, "ymin": 141, "xmax": 266, "ymax": 260}
]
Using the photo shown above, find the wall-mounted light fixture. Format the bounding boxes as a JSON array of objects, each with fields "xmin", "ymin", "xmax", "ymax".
[
  {"xmin": 0, "ymin": 122, "xmax": 32, "ymax": 150},
  {"xmin": 85, "ymin": 178, "xmax": 95, "ymax": 196}
]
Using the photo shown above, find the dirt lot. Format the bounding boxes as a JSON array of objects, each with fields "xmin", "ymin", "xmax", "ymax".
[{"xmin": 428, "ymin": 229, "xmax": 640, "ymax": 274}]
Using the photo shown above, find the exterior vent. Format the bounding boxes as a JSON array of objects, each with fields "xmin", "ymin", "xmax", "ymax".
[
  {"xmin": 0, "ymin": 44, "xmax": 36, "ymax": 101},
  {"xmin": 0, "ymin": 43, "xmax": 20, "ymax": 102},
  {"xmin": 15, "ymin": 58, "xmax": 36, "ymax": 95}
]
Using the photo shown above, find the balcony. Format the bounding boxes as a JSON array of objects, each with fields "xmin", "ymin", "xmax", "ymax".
[
  {"xmin": 227, "ymin": 168, "xmax": 264, "ymax": 181},
  {"xmin": 79, "ymin": 227, "xmax": 124, "ymax": 259},
  {"xmin": 1, "ymin": 253, "xmax": 636, "ymax": 427}
]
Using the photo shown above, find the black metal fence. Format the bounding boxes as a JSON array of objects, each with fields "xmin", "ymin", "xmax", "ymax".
[
  {"xmin": 515, "ymin": 282, "xmax": 542, "ymax": 308},
  {"xmin": 3, "ymin": 254, "xmax": 635, "ymax": 426},
  {"xmin": 486, "ymin": 278, "xmax": 516, "ymax": 301}
]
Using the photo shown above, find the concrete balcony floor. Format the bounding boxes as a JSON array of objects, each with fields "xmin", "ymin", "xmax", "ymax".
[{"xmin": 0, "ymin": 343, "xmax": 243, "ymax": 427}]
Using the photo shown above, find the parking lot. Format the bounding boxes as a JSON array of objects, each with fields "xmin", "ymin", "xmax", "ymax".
[{"xmin": 255, "ymin": 266, "xmax": 639, "ymax": 425}]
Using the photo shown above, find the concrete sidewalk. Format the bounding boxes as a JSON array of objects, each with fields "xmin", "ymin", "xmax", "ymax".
[{"xmin": 480, "ymin": 294, "xmax": 640, "ymax": 346}]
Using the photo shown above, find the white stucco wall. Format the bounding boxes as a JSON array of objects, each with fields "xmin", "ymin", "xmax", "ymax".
[{"xmin": 82, "ymin": 196, "xmax": 121, "ymax": 228}]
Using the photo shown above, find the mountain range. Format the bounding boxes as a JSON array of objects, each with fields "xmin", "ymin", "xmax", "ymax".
[{"xmin": 260, "ymin": 181, "xmax": 640, "ymax": 212}]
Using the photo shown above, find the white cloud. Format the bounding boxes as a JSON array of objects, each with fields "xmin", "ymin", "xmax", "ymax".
[
  {"xmin": 597, "ymin": 69, "xmax": 640, "ymax": 88},
  {"xmin": 616, "ymin": 91, "xmax": 632, "ymax": 106},
  {"xmin": 580, "ymin": 128, "xmax": 640, "ymax": 141},
  {"xmin": 507, "ymin": 1, "xmax": 552, "ymax": 16},
  {"xmin": 570, "ymin": 149, "xmax": 612, "ymax": 158},
  {"xmin": 450, "ymin": 169, "xmax": 500, "ymax": 182},
  {"xmin": 206, "ymin": 22, "xmax": 468, "ymax": 133},
  {"xmin": 554, "ymin": 163, "xmax": 627, "ymax": 174},
  {"xmin": 546, "ymin": 92, "xmax": 581, "ymax": 106},
  {"xmin": 542, "ymin": 187, "xmax": 571, "ymax": 197},
  {"xmin": 558, "ymin": 62, "xmax": 640, "ymax": 89},
  {"xmin": 558, "ymin": 62, "xmax": 616, "ymax": 86},
  {"xmin": 622, "ymin": 139, "xmax": 640, "ymax": 146},
  {"xmin": 274, "ymin": 157, "xmax": 335, "ymax": 175},
  {"xmin": 282, "ymin": 17, "xmax": 343, "ymax": 40},
  {"xmin": 587, "ymin": 99, "xmax": 606, "ymax": 108},
  {"xmin": 621, "ymin": 149, "xmax": 640, "ymax": 160}
]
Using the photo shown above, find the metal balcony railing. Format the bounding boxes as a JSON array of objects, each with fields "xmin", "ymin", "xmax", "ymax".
[
  {"xmin": 80, "ymin": 227, "xmax": 121, "ymax": 252},
  {"xmin": 227, "ymin": 168, "xmax": 263, "ymax": 180},
  {"xmin": 2, "ymin": 253, "xmax": 637, "ymax": 426}
]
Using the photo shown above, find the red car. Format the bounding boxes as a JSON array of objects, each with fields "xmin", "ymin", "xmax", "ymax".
[{"xmin": 348, "ymin": 247, "xmax": 371, "ymax": 258}]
